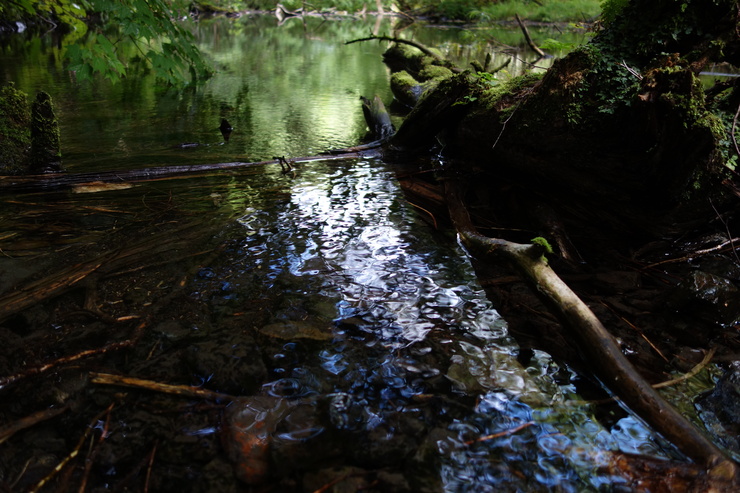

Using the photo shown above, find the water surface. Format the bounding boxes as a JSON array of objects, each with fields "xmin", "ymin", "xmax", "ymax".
[{"xmin": 0, "ymin": 14, "xmax": 692, "ymax": 492}]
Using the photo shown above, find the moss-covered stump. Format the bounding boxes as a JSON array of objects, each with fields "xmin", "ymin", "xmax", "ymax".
[
  {"xmin": 0, "ymin": 86, "xmax": 62, "ymax": 175},
  {"xmin": 30, "ymin": 91, "xmax": 62, "ymax": 173},
  {"xmin": 0, "ymin": 83, "xmax": 31, "ymax": 175}
]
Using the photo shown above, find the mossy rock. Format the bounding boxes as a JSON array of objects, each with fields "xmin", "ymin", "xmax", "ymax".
[{"xmin": 0, "ymin": 83, "xmax": 31, "ymax": 174}]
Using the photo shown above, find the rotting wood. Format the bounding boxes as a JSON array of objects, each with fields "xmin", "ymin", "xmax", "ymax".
[
  {"xmin": 442, "ymin": 178, "xmax": 737, "ymax": 475},
  {"xmin": 360, "ymin": 95, "xmax": 395, "ymax": 141}
]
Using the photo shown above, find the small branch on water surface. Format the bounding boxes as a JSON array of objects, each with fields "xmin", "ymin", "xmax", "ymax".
[
  {"xmin": 644, "ymin": 236, "xmax": 740, "ymax": 269},
  {"xmin": 0, "ymin": 252, "xmax": 116, "ymax": 323},
  {"xmin": 89, "ymin": 372, "xmax": 236, "ymax": 402},
  {"xmin": 442, "ymin": 178, "xmax": 737, "ymax": 475},
  {"xmin": 464, "ymin": 421, "xmax": 535, "ymax": 446},
  {"xmin": 0, "ymin": 151, "xmax": 373, "ymax": 192}
]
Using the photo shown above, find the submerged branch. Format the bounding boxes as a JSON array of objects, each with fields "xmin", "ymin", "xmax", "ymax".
[
  {"xmin": 442, "ymin": 179, "xmax": 736, "ymax": 474},
  {"xmin": 89, "ymin": 372, "xmax": 235, "ymax": 401}
]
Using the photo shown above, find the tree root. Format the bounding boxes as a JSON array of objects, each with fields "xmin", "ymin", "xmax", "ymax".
[{"xmin": 442, "ymin": 178, "xmax": 737, "ymax": 476}]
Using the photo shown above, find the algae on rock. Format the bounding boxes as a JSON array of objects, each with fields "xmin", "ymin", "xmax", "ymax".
[{"xmin": 0, "ymin": 85, "xmax": 62, "ymax": 174}]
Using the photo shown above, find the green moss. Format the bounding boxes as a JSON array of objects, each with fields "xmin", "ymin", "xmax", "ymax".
[
  {"xmin": 475, "ymin": 71, "xmax": 545, "ymax": 119},
  {"xmin": 418, "ymin": 65, "xmax": 454, "ymax": 81},
  {"xmin": 30, "ymin": 91, "xmax": 62, "ymax": 173},
  {"xmin": 0, "ymin": 83, "xmax": 31, "ymax": 175},
  {"xmin": 531, "ymin": 236, "xmax": 554, "ymax": 254}
]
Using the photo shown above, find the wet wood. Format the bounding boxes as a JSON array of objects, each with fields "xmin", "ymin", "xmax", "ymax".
[
  {"xmin": 360, "ymin": 95, "xmax": 395, "ymax": 140},
  {"xmin": 0, "ymin": 320, "xmax": 147, "ymax": 391},
  {"xmin": 89, "ymin": 372, "xmax": 235, "ymax": 401},
  {"xmin": 0, "ymin": 404, "xmax": 69, "ymax": 444},
  {"xmin": 515, "ymin": 14, "xmax": 546, "ymax": 58},
  {"xmin": 443, "ymin": 178, "xmax": 737, "ymax": 474},
  {"xmin": 0, "ymin": 252, "xmax": 116, "ymax": 323},
  {"xmin": 0, "ymin": 151, "xmax": 371, "ymax": 193}
]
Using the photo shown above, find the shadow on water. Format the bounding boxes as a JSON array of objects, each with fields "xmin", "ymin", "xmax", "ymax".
[{"xmin": 0, "ymin": 14, "xmax": 700, "ymax": 493}]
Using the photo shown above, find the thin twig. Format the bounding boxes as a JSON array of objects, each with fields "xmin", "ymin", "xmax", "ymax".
[
  {"xmin": 407, "ymin": 201, "xmax": 438, "ymax": 229},
  {"xmin": 29, "ymin": 404, "xmax": 114, "ymax": 493},
  {"xmin": 0, "ymin": 404, "xmax": 70, "ymax": 444},
  {"xmin": 89, "ymin": 372, "xmax": 235, "ymax": 401},
  {"xmin": 645, "ymin": 236, "xmax": 740, "ymax": 268},
  {"xmin": 143, "ymin": 442, "xmax": 158, "ymax": 493},
  {"xmin": 599, "ymin": 301, "xmax": 670, "ymax": 363},
  {"xmin": 464, "ymin": 421, "xmax": 535, "ymax": 446},
  {"xmin": 0, "ymin": 320, "xmax": 147, "ymax": 391},
  {"xmin": 710, "ymin": 198, "xmax": 740, "ymax": 263},
  {"xmin": 653, "ymin": 347, "xmax": 716, "ymax": 389}
]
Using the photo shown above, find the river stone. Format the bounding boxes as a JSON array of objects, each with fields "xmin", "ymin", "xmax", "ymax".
[
  {"xmin": 221, "ymin": 396, "xmax": 291, "ymax": 485},
  {"xmin": 259, "ymin": 320, "xmax": 334, "ymax": 341}
]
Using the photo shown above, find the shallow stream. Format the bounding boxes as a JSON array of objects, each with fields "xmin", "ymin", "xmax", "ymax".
[{"xmin": 0, "ymin": 13, "xmax": 711, "ymax": 492}]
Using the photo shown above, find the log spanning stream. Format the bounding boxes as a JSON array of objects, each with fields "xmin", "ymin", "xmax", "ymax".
[{"xmin": 0, "ymin": 14, "xmax": 726, "ymax": 492}]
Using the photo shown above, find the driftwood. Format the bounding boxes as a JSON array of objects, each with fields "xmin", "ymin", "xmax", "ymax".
[
  {"xmin": 443, "ymin": 179, "xmax": 737, "ymax": 476},
  {"xmin": 0, "ymin": 150, "xmax": 375, "ymax": 193}
]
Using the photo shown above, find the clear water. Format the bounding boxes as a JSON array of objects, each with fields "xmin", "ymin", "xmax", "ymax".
[{"xmin": 0, "ymin": 14, "xmax": 687, "ymax": 491}]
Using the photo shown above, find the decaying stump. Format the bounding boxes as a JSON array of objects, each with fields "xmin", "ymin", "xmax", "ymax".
[{"xmin": 30, "ymin": 91, "xmax": 62, "ymax": 173}]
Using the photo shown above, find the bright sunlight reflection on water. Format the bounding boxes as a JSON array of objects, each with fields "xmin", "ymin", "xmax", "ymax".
[{"xmin": 230, "ymin": 158, "xmax": 661, "ymax": 490}]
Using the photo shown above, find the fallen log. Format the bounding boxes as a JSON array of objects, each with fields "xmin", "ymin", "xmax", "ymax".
[
  {"xmin": 443, "ymin": 178, "xmax": 738, "ymax": 478},
  {"xmin": 0, "ymin": 149, "xmax": 375, "ymax": 193},
  {"xmin": 514, "ymin": 14, "xmax": 547, "ymax": 58}
]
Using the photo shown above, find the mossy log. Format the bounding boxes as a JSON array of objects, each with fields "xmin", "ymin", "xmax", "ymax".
[
  {"xmin": 29, "ymin": 91, "xmax": 62, "ymax": 173},
  {"xmin": 0, "ymin": 83, "xmax": 31, "ymax": 175},
  {"xmin": 388, "ymin": 0, "xmax": 740, "ymax": 238}
]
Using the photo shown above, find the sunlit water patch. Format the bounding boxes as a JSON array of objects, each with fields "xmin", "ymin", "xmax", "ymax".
[{"xmin": 214, "ymin": 158, "xmax": 661, "ymax": 490}]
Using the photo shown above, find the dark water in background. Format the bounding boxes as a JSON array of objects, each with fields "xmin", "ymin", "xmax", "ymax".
[{"xmin": 0, "ymin": 14, "xmax": 706, "ymax": 491}]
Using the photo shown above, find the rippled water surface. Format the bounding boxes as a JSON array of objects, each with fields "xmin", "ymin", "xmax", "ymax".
[{"xmin": 0, "ymin": 14, "xmax": 684, "ymax": 492}]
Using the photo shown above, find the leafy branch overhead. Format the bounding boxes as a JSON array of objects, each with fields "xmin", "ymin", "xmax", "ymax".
[{"xmin": 6, "ymin": 0, "xmax": 212, "ymax": 84}]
